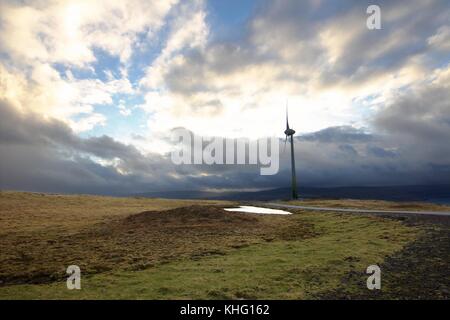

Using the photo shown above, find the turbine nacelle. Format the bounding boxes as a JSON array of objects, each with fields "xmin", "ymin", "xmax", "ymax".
[{"xmin": 284, "ymin": 128, "xmax": 295, "ymax": 136}]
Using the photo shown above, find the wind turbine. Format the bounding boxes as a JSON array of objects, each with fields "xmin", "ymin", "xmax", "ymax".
[{"xmin": 284, "ymin": 103, "xmax": 298, "ymax": 199}]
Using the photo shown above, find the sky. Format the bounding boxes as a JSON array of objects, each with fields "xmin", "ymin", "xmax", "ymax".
[{"xmin": 0, "ymin": 0, "xmax": 449, "ymax": 194}]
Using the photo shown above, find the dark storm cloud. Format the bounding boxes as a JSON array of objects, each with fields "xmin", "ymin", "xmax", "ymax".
[
  {"xmin": 0, "ymin": 101, "xmax": 275, "ymax": 193},
  {"xmin": 374, "ymin": 79, "xmax": 450, "ymax": 145},
  {"xmin": 0, "ymin": 101, "xmax": 180, "ymax": 194},
  {"xmin": 339, "ymin": 144, "xmax": 358, "ymax": 156},
  {"xmin": 274, "ymin": 69, "xmax": 450, "ymax": 188},
  {"xmin": 371, "ymin": 68, "xmax": 450, "ymax": 177},
  {"xmin": 1, "ymin": 94, "xmax": 450, "ymax": 194},
  {"xmin": 366, "ymin": 146, "xmax": 396, "ymax": 158},
  {"xmin": 302, "ymin": 126, "xmax": 373, "ymax": 143}
]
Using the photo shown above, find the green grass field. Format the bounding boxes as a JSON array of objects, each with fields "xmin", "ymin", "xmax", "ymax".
[{"xmin": 0, "ymin": 191, "xmax": 448, "ymax": 299}]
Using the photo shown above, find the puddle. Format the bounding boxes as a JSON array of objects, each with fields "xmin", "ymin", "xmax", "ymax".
[{"xmin": 224, "ymin": 206, "xmax": 292, "ymax": 215}]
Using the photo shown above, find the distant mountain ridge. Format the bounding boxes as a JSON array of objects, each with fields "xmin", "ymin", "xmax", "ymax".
[{"xmin": 131, "ymin": 185, "xmax": 450, "ymax": 203}]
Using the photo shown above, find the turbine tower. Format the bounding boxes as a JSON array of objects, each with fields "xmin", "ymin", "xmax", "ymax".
[{"xmin": 284, "ymin": 104, "xmax": 298, "ymax": 199}]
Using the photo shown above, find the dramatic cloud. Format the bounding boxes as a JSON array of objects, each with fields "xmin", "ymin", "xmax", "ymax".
[
  {"xmin": 0, "ymin": 0, "xmax": 449, "ymax": 194},
  {"xmin": 0, "ymin": 0, "xmax": 176, "ymax": 66},
  {"xmin": 138, "ymin": 0, "xmax": 450, "ymax": 141},
  {"xmin": 0, "ymin": 0, "xmax": 175, "ymax": 132}
]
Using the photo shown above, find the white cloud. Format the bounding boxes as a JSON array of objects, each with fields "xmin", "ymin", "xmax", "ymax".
[
  {"xmin": 0, "ymin": 62, "xmax": 134, "ymax": 130},
  {"xmin": 68, "ymin": 113, "xmax": 107, "ymax": 133},
  {"xmin": 139, "ymin": 0, "xmax": 208, "ymax": 89},
  {"xmin": 119, "ymin": 104, "xmax": 132, "ymax": 116},
  {"xmin": 0, "ymin": 0, "xmax": 178, "ymax": 133},
  {"xmin": 428, "ymin": 26, "xmax": 450, "ymax": 51},
  {"xmin": 0, "ymin": 0, "xmax": 177, "ymax": 66}
]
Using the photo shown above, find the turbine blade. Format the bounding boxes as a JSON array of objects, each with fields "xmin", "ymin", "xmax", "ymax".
[
  {"xmin": 284, "ymin": 135, "xmax": 287, "ymax": 152},
  {"xmin": 286, "ymin": 101, "xmax": 290, "ymax": 130}
]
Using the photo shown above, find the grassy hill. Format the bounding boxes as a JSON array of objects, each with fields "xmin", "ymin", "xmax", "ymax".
[{"xmin": 0, "ymin": 191, "xmax": 448, "ymax": 299}]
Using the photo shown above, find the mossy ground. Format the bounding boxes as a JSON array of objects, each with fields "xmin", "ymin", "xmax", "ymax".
[{"xmin": 0, "ymin": 193, "xmax": 424, "ymax": 299}]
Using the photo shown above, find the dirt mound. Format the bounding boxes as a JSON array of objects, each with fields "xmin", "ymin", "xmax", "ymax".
[{"xmin": 125, "ymin": 205, "xmax": 258, "ymax": 228}]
